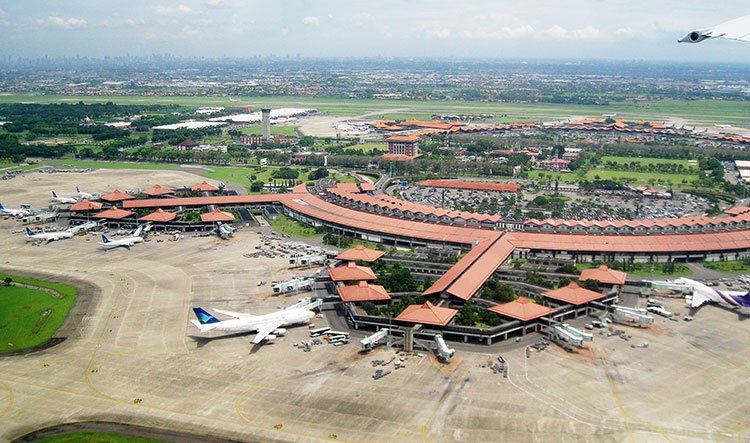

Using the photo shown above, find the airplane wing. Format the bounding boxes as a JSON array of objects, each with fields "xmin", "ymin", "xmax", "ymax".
[
  {"xmin": 251, "ymin": 320, "xmax": 284, "ymax": 344},
  {"xmin": 212, "ymin": 308, "xmax": 255, "ymax": 319},
  {"xmin": 680, "ymin": 15, "xmax": 750, "ymax": 43},
  {"xmin": 688, "ymin": 292, "xmax": 712, "ymax": 308}
]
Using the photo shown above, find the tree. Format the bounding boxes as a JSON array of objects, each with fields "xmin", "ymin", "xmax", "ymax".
[
  {"xmin": 3, "ymin": 277, "xmax": 12, "ymax": 286},
  {"xmin": 299, "ymin": 136, "xmax": 315, "ymax": 147},
  {"xmin": 580, "ymin": 279, "xmax": 600, "ymax": 291},
  {"xmin": 250, "ymin": 181, "xmax": 265, "ymax": 192},
  {"xmin": 308, "ymin": 167, "xmax": 329, "ymax": 181}
]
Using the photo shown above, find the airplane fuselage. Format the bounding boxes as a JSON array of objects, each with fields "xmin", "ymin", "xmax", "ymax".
[
  {"xmin": 100, "ymin": 236, "xmax": 143, "ymax": 249},
  {"xmin": 675, "ymin": 277, "xmax": 750, "ymax": 309},
  {"xmin": 199, "ymin": 308, "xmax": 314, "ymax": 334}
]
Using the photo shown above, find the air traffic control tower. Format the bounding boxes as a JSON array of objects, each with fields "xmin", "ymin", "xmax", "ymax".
[{"xmin": 261, "ymin": 108, "xmax": 271, "ymax": 141}]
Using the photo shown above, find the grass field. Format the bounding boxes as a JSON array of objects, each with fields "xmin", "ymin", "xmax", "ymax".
[
  {"xmin": 267, "ymin": 213, "xmax": 319, "ymax": 238},
  {"xmin": 599, "ymin": 156, "xmax": 698, "ymax": 168},
  {"xmin": 0, "ymin": 274, "xmax": 78, "ymax": 351},
  {"xmin": 36, "ymin": 431, "xmax": 164, "ymax": 443},
  {"xmin": 2, "ymin": 95, "xmax": 748, "ymax": 128},
  {"xmin": 702, "ymin": 260, "xmax": 750, "ymax": 274},
  {"xmin": 239, "ymin": 125, "xmax": 298, "ymax": 137},
  {"xmin": 47, "ymin": 159, "xmax": 180, "ymax": 171},
  {"xmin": 584, "ymin": 169, "xmax": 699, "ymax": 186},
  {"xmin": 346, "ymin": 142, "xmax": 388, "ymax": 153}
]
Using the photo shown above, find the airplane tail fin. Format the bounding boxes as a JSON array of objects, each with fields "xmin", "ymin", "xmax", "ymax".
[
  {"xmin": 76, "ymin": 186, "xmax": 81, "ymax": 193},
  {"xmin": 101, "ymin": 234, "xmax": 111, "ymax": 244},
  {"xmin": 52, "ymin": 191, "xmax": 58, "ymax": 197},
  {"xmin": 0, "ymin": 202, "xmax": 4, "ymax": 210},
  {"xmin": 134, "ymin": 225, "xmax": 144, "ymax": 237},
  {"xmin": 192, "ymin": 307, "xmax": 221, "ymax": 325},
  {"xmin": 25, "ymin": 227, "xmax": 35, "ymax": 236}
]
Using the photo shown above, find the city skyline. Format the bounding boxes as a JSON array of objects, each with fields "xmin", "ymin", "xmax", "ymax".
[{"xmin": 0, "ymin": 1, "xmax": 748, "ymax": 62}]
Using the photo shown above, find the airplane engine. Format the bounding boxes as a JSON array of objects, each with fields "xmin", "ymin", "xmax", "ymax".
[
  {"xmin": 679, "ymin": 31, "xmax": 711, "ymax": 43},
  {"xmin": 272, "ymin": 328, "xmax": 287, "ymax": 336},
  {"xmin": 264, "ymin": 334, "xmax": 277, "ymax": 342}
]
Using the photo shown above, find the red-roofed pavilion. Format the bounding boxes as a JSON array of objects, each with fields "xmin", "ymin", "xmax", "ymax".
[
  {"xmin": 93, "ymin": 207, "xmax": 134, "ymax": 220},
  {"xmin": 488, "ymin": 297, "xmax": 555, "ymax": 321},
  {"xmin": 542, "ymin": 282, "xmax": 603, "ymax": 306},
  {"xmin": 69, "ymin": 199, "xmax": 102, "ymax": 212},
  {"xmin": 329, "ymin": 262, "xmax": 376, "ymax": 282},
  {"xmin": 200, "ymin": 209, "xmax": 235, "ymax": 222},
  {"xmin": 335, "ymin": 244, "xmax": 385, "ymax": 263},
  {"xmin": 192, "ymin": 181, "xmax": 220, "ymax": 192},
  {"xmin": 395, "ymin": 301, "xmax": 457, "ymax": 326},
  {"xmin": 139, "ymin": 208, "xmax": 177, "ymax": 223},
  {"xmin": 337, "ymin": 281, "xmax": 391, "ymax": 303},
  {"xmin": 142, "ymin": 184, "xmax": 175, "ymax": 197},
  {"xmin": 100, "ymin": 190, "xmax": 135, "ymax": 203},
  {"xmin": 579, "ymin": 265, "xmax": 627, "ymax": 286}
]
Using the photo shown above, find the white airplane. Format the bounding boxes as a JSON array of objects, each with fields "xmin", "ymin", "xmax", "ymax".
[
  {"xmin": 0, "ymin": 202, "xmax": 30, "ymax": 217},
  {"xmin": 674, "ymin": 277, "xmax": 750, "ymax": 310},
  {"xmin": 190, "ymin": 304, "xmax": 316, "ymax": 344},
  {"xmin": 25, "ymin": 227, "xmax": 73, "ymax": 243},
  {"xmin": 679, "ymin": 14, "xmax": 750, "ymax": 43},
  {"xmin": 99, "ymin": 225, "xmax": 145, "ymax": 250},
  {"xmin": 75, "ymin": 186, "xmax": 95, "ymax": 200},
  {"xmin": 51, "ymin": 191, "xmax": 78, "ymax": 204}
]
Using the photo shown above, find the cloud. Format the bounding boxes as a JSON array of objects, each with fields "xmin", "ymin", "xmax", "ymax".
[
  {"xmin": 544, "ymin": 24, "xmax": 600, "ymax": 40},
  {"xmin": 458, "ymin": 24, "xmax": 603, "ymax": 41},
  {"xmin": 206, "ymin": 0, "xmax": 221, "ymax": 6},
  {"xmin": 280, "ymin": 27, "xmax": 289, "ymax": 35},
  {"xmin": 37, "ymin": 16, "xmax": 88, "ymax": 29},
  {"xmin": 155, "ymin": 4, "xmax": 197, "ymax": 17},
  {"xmin": 302, "ymin": 16, "xmax": 320, "ymax": 26},
  {"xmin": 432, "ymin": 28, "xmax": 451, "ymax": 39},
  {"xmin": 0, "ymin": 8, "xmax": 6, "ymax": 18},
  {"xmin": 461, "ymin": 25, "xmax": 536, "ymax": 40}
]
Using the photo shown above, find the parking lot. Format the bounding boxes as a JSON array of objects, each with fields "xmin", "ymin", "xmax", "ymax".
[{"xmin": 1, "ymin": 170, "xmax": 749, "ymax": 442}]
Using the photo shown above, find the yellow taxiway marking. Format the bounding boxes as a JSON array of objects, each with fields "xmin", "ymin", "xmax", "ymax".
[{"xmin": 0, "ymin": 378, "xmax": 13, "ymax": 419}]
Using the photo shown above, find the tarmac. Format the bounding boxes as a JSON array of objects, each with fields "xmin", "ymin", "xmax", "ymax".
[{"xmin": 1, "ymin": 169, "xmax": 750, "ymax": 442}]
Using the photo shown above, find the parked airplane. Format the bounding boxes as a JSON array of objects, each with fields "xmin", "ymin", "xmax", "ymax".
[
  {"xmin": 0, "ymin": 202, "xmax": 30, "ymax": 217},
  {"xmin": 100, "ymin": 225, "xmax": 146, "ymax": 250},
  {"xmin": 190, "ymin": 304, "xmax": 316, "ymax": 344},
  {"xmin": 50, "ymin": 191, "xmax": 77, "ymax": 204},
  {"xmin": 75, "ymin": 186, "xmax": 95, "ymax": 200},
  {"xmin": 25, "ymin": 227, "xmax": 73, "ymax": 243},
  {"xmin": 679, "ymin": 14, "xmax": 750, "ymax": 43},
  {"xmin": 674, "ymin": 277, "xmax": 750, "ymax": 310}
]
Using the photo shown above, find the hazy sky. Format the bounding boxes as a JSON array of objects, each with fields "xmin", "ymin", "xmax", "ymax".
[{"xmin": 1, "ymin": 1, "xmax": 748, "ymax": 61}]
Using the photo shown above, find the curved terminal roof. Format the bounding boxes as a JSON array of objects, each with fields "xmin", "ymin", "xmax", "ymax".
[{"xmin": 417, "ymin": 180, "xmax": 520, "ymax": 193}]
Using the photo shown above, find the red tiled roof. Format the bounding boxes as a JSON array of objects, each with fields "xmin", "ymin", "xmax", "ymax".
[
  {"xmin": 335, "ymin": 182, "xmax": 360, "ymax": 193},
  {"xmin": 200, "ymin": 209, "xmax": 235, "ymax": 222},
  {"xmin": 488, "ymin": 297, "xmax": 556, "ymax": 321},
  {"xmin": 69, "ymin": 199, "xmax": 102, "ymax": 211},
  {"xmin": 417, "ymin": 180, "xmax": 521, "ymax": 193},
  {"xmin": 385, "ymin": 134, "xmax": 420, "ymax": 143},
  {"xmin": 542, "ymin": 282, "xmax": 603, "ymax": 305},
  {"xmin": 335, "ymin": 244, "xmax": 385, "ymax": 262},
  {"xmin": 446, "ymin": 236, "xmax": 516, "ymax": 300},
  {"xmin": 142, "ymin": 184, "xmax": 175, "ymax": 196},
  {"xmin": 93, "ymin": 207, "xmax": 134, "ymax": 220},
  {"xmin": 139, "ymin": 208, "xmax": 177, "ymax": 222},
  {"xmin": 336, "ymin": 281, "xmax": 391, "ymax": 302},
  {"xmin": 192, "ymin": 181, "xmax": 220, "ymax": 192},
  {"xmin": 360, "ymin": 182, "xmax": 376, "ymax": 192},
  {"xmin": 395, "ymin": 301, "xmax": 457, "ymax": 326},
  {"xmin": 381, "ymin": 153, "xmax": 418, "ymax": 161},
  {"xmin": 725, "ymin": 206, "xmax": 750, "ymax": 216},
  {"xmin": 329, "ymin": 262, "xmax": 377, "ymax": 282},
  {"xmin": 123, "ymin": 194, "xmax": 282, "ymax": 209},
  {"xmin": 100, "ymin": 190, "xmax": 135, "ymax": 202},
  {"xmin": 579, "ymin": 265, "xmax": 627, "ymax": 285}
]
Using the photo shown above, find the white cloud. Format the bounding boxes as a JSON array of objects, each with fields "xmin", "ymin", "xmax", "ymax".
[
  {"xmin": 280, "ymin": 27, "xmax": 290, "ymax": 35},
  {"xmin": 461, "ymin": 25, "xmax": 537, "ymax": 40},
  {"xmin": 37, "ymin": 16, "xmax": 88, "ymax": 29},
  {"xmin": 206, "ymin": 0, "xmax": 222, "ymax": 6},
  {"xmin": 432, "ymin": 28, "xmax": 451, "ymax": 39},
  {"xmin": 0, "ymin": 8, "xmax": 6, "ymax": 18},
  {"xmin": 615, "ymin": 27, "xmax": 634, "ymax": 37},
  {"xmin": 155, "ymin": 4, "xmax": 197, "ymax": 17},
  {"xmin": 302, "ymin": 16, "xmax": 320, "ymax": 26},
  {"xmin": 544, "ymin": 24, "xmax": 600, "ymax": 40}
]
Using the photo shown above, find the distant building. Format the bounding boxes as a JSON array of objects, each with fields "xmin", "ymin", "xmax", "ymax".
[
  {"xmin": 385, "ymin": 134, "xmax": 420, "ymax": 157},
  {"xmin": 238, "ymin": 134, "xmax": 294, "ymax": 145},
  {"xmin": 177, "ymin": 139, "xmax": 199, "ymax": 151}
]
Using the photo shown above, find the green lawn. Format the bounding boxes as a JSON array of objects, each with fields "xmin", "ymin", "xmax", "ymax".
[
  {"xmin": 0, "ymin": 274, "xmax": 78, "ymax": 351},
  {"xmin": 346, "ymin": 142, "xmax": 387, "ymax": 153},
  {"xmin": 701, "ymin": 260, "xmax": 750, "ymax": 274},
  {"xmin": 584, "ymin": 169, "xmax": 699, "ymax": 187},
  {"xmin": 2, "ymin": 95, "xmax": 748, "ymax": 127},
  {"xmin": 599, "ymin": 156, "xmax": 697, "ymax": 168},
  {"xmin": 47, "ymin": 159, "xmax": 179, "ymax": 171},
  {"xmin": 239, "ymin": 125, "xmax": 298, "ymax": 137},
  {"xmin": 527, "ymin": 170, "xmax": 582, "ymax": 183},
  {"xmin": 36, "ymin": 431, "xmax": 164, "ymax": 443},
  {"xmin": 267, "ymin": 213, "xmax": 319, "ymax": 238}
]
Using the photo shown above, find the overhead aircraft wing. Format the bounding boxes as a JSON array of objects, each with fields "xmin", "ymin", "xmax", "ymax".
[
  {"xmin": 688, "ymin": 292, "xmax": 712, "ymax": 308},
  {"xmin": 251, "ymin": 320, "xmax": 284, "ymax": 344},
  {"xmin": 212, "ymin": 308, "xmax": 255, "ymax": 319},
  {"xmin": 680, "ymin": 15, "xmax": 750, "ymax": 43}
]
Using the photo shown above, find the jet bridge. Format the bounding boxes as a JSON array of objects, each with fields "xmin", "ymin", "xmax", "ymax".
[
  {"xmin": 642, "ymin": 280, "xmax": 692, "ymax": 296},
  {"xmin": 272, "ymin": 276, "xmax": 315, "ymax": 294},
  {"xmin": 289, "ymin": 254, "xmax": 327, "ymax": 267},
  {"xmin": 288, "ymin": 297, "xmax": 323, "ymax": 311},
  {"xmin": 361, "ymin": 329, "xmax": 389, "ymax": 352},
  {"xmin": 68, "ymin": 221, "xmax": 99, "ymax": 235},
  {"xmin": 434, "ymin": 334, "xmax": 455, "ymax": 362},
  {"xmin": 549, "ymin": 323, "xmax": 593, "ymax": 349},
  {"xmin": 611, "ymin": 305, "xmax": 655, "ymax": 327}
]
